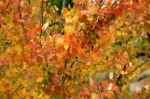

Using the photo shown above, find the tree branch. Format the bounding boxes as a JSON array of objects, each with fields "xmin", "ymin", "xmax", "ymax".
[
  {"xmin": 17, "ymin": 4, "xmax": 28, "ymax": 42},
  {"xmin": 50, "ymin": 0, "xmax": 57, "ymax": 12},
  {"xmin": 1, "ymin": 1, "xmax": 10, "ymax": 15},
  {"xmin": 117, "ymin": 19, "xmax": 150, "ymax": 30},
  {"xmin": 131, "ymin": 60, "xmax": 150, "ymax": 74}
]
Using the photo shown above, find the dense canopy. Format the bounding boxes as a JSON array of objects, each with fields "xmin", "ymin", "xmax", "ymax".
[{"xmin": 0, "ymin": 0, "xmax": 150, "ymax": 98}]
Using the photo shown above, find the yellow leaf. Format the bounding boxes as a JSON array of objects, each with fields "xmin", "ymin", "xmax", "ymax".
[
  {"xmin": 26, "ymin": 96, "xmax": 31, "ymax": 99},
  {"xmin": 32, "ymin": 92, "xmax": 38, "ymax": 99},
  {"xmin": 89, "ymin": 75, "xmax": 94, "ymax": 86},
  {"xmin": 91, "ymin": 93, "xmax": 97, "ymax": 99},
  {"xmin": 21, "ymin": 88, "xmax": 27, "ymax": 96},
  {"xmin": 64, "ymin": 26, "xmax": 74, "ymax": 34},
  {"xmin": 37, "ymin": 77, "xmax": 43, "ymax": 83},
  {"xmin": 86, "ymin": 62, "xmax": 91, "ymax": 66},
  {"xmin": 56, "ymin": 37, "xmax": 64, "ymax": 43},
  {"xmin": 54, "ymin": 5, "xmax": 59, "ymax": 11},
  {"xmin": 120, "ymin": 70, "xmax": 128, "ymax": 75},
  {"xmin": 91, "ymin": 53, "xmax": 98, "ymax": 61},
  {"xmin": 87, "ymin": 16, "xmax": 93, "ymax": 22},
  {"xmin": 64, "ymin": 44, "xmax": 69, "ymax": 50},
  {"xmin": 38, "ymin": 93, "xmax": 43, "ymax": 98}
]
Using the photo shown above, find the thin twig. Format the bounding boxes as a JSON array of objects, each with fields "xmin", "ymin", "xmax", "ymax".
[
  {"xmin": 1, "ymin": 1, "xmax": 10, "ymax": 14},
  {"xmin": 49, "ymin": 22, "xmax": 59, "ymax": 27},
  {"xmin": 27, "ymin": 0, "xmax": 31, "ymax": 4},
  {"xmin": 111, "ymin": 0, "xmax": 119, "ymax": 8},
  {"xmin": 62, "ymin": 0, "xmax": 67, "ymax": 9},
  {"xmin": 50, "ymin": 0, "xmax": 57, "ymax": 12},
  {"xmin": 61, "ymin": 61, "xmax": 75, "ymax": 86},
  {"xmin": 131, "ymin": 60, "xmax": 150, "ymax": 74},
  {"xmin": 39, "ymin": 0, "xmax": 44, "ymax": 47},
  {"xmin": 17, "ymin": 4, "xmax": 28, "ymax": 42},
  {"xmin": 75, "ymin": 58, "xmax": 86, "ymax": 65},
  {"xmin": 117, "ymin": 19, "xmax": 150, "ymax": 30}
]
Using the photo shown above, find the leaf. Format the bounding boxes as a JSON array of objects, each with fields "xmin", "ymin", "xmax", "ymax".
[
  {"xmin": 127, "ymin": 68, "xmax": 132, "ymax": 74},
  {"xmin": 91, "ymin": 93, "xmax": 97, "ymax": 99},
  {"xmin": 28, "ymin": 40, "xmax": 37, "ymax": 50},
  {"xmin": 87, "ymin": 55, "xmax": 94, "ymax": 62},
  {"xmin": 64, "ymin": 44, "xmax": 69, "ymax": 50},
  {"xmin": 108, "ymin": 83, "xmax": 113, "ymax": 91},
  {"xmin": 89, "ymin": 0, "xmax": 96, "ymax": 4},
  {"xmin": 92, "ymin": 83, "xmax": 98, "ymax": 91},
  {"xmin": 101, "ymin": 92, "xmax": 113, "ymax": 98},
  {"xmin": 11, "ymin": 0, "xmax": 21, "ymax": 4},
  {"xmin": 37, "ymin": 77, "xmax": 43, "ymax": 83},
  {"xmin": 62, "ymin": 8, "xmax": 68, "ymax": 16},
  {"xmin": 83, "ymin": 87, "xmax": 90, "ymax": 96},
  {"xmin": 109, "ymin": 72, "xmax": 113, "ymax": 80},
  {"xmin": 101, "ymin": 80, "xmax": 109, "ymax": 88},
  {"xmin": 120, "ymin": 70, "xmax": 128, "ymax": 75},
  {"xmin": 54, "ymin": 86, "xmax": 63, "ymax": 96},
  {"xmin": 42, "ymin": 23, "xmax": 49, "ymax": 32},
  {"xmin": 77, "ymin": 47, "xmax": 86, "ymax": 58},
  {"xmin": 36, "ymin": 25, "xmax": 42, "ymax": 34},
  {"xmin": 27, "ymin": 29, "xmax": 35, "ymax": 39},
  {"xmin": 64, "ymin": 26, "xmax": 74, "ymax": 34}
]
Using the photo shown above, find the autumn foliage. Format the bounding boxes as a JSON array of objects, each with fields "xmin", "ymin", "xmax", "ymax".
[{"xmin": 0, "ymin": 0, "xmax": 150, "ymax": 98}]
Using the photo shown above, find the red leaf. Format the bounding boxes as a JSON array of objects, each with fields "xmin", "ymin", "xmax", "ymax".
[
  {"xmin": 101, "ymin": 92, "xmax": 107, "ymax": 97},
  {"xmin": 92, "ymin": 83, "xmax": 98, "ymax": 91},
  {"xmin": 54, "ymin": 86, "xmax": 63, "ymax": 96},
  {"xmin": 108, "ymin": 8, "xmax": 122, "ymax": 16},
  {"xmin": 94, "ymin": 49, "xmax": 102, "ymax": 57},
  {"xmin": 98, "ymin": 95, "xmax": 101, "ymax": 99},
  {"xmin": 11, "ymin": 0, "xmax": 21, "ymax": 4},
  {"xmin": 79, "ymin": 14, "xmax": 88, "ymax": 22},
  {"xmin": 98, "ymin": 29, "xmax": 107, "ymax": 36},
  {"xmin": 83, "ymin": 87, "xmax": 90, "ymax": 96},
  {"xmin": 87, "ymin": 55, "xmax": 94, "ymax": 62}
]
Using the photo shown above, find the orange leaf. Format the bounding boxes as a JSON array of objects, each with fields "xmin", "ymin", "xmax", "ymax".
[
  {"xmin": 127, "ymin": 68, "xmax": 132, "ymax": 74},
  {"xmin": 95, "ymin": 0, "xmax": 101, "ymax": 4},
  {"xmin": 101, "ymin": 92, "xmax": 113, "ymax": 98},
  {"xmin": 36, "ymin": 26, "xmax": 42, "ymax": 34},
  {"xmin": 98, "ymin": 30, "xmax": 107, "ymax": 36},
  {"xmin": 101, "ymin": 80, "xmax": 109, "ymax": 88},
  {"xmin": 77, "ymin": 47, "xmax": 86, "ymax": 58},
  {"xmin": 28, "ymin": 41, "xmax": 37, "ymax": 50},
  {"xmin": 27, "ymin": 29, "xmax": 35, "ymax": 39},
  {"xmin": 23, "ymin": 52, "xmax": 30, "ymax": 61},
  {"xmin": 62, "ymin": 8, "xmax": 68, "ymax": 16}
]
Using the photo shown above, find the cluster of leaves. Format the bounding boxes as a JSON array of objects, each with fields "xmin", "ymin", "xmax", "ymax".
[{"xmin": 0, "ymin": 0, "xmax": 150, "ymax": 98}]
